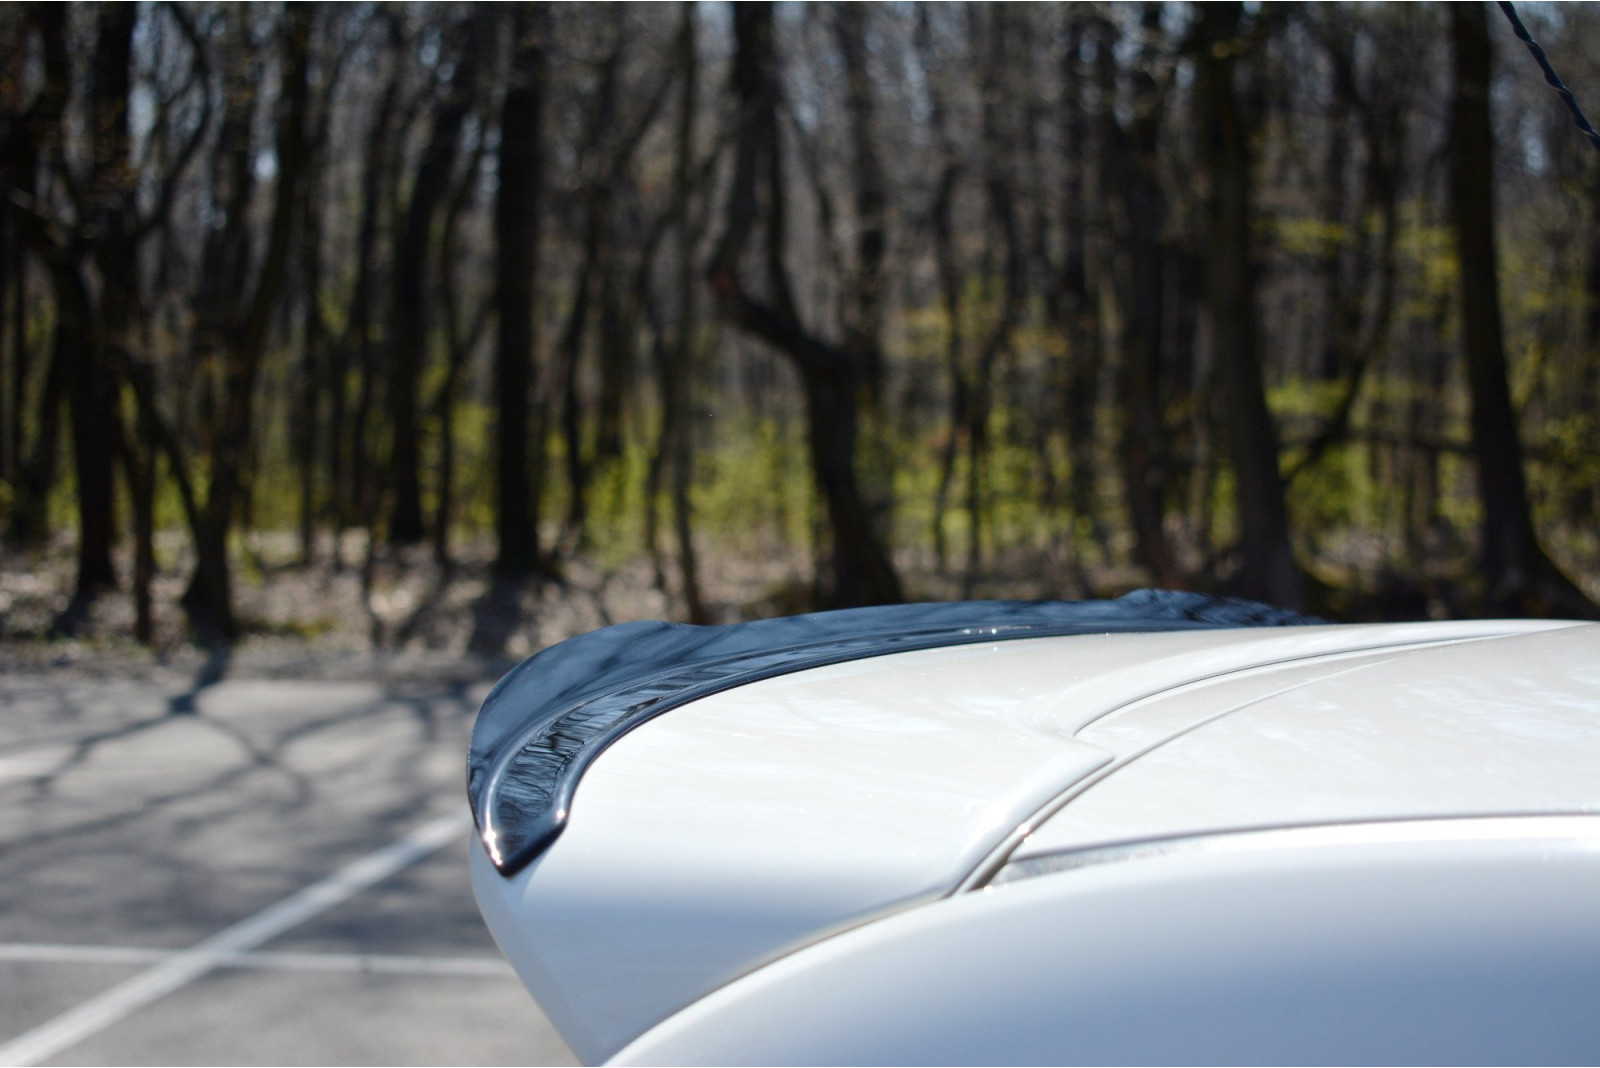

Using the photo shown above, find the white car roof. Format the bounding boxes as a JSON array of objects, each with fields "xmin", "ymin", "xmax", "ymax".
[{"xmin": 1017, "ymin": 619, "xmax": 1600, "ymax": 864}]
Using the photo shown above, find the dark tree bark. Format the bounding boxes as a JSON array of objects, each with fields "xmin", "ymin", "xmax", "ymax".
[
  {"xmin": 1589, "ymin": 171, "xmax": 1600, "ymax": 358},
  {"xmin": 1287, "ymin": 11, "xmax": 1403, "ymax": 484},
  {"xmin": 180, "ymin": 6, "xmax": 313, "ymax": 640},
  {"xmin": 555, "ymin": 23, "xmax": 626, "ymax": 543},
  {"xmin": 175, "ymin": 15, "xmax": 264, "ymax": 639},
  {"xmin": 833, "ymin": 4, "xmax": 887, "ymax": 378},
  {"xmin": 666, "ymin": 1, "xmax": 708, "ymax": 623},
  {"xmin": 339, "ymin": 26, "xmax": 403, "ymax": 558},
  {"xmin": 432, "ymin": 125, "xmax": 490, "ymax": 567},
  {"xmin": 85, "ymin": 2, "xmax": 153, "ymax": 634},
  {"xmin": 962, "ymin": 4, "xmax": 1025, "ymax": 592},
  {"xmin": 593, "ymin": 238, "xmax": 630, "ymax": 485},
  {"xmin": 1, "ymin": 216, "xmax": 20, "ymax": 493},
  {"xmin": 1105, "ymin": 3, "xmax": 1182, "ymax": 588},
  {"xmin": 293, "ymin": 41, "xmax": 346, "ymax": 567},
  {"xmin": 709, "ymin": 3, "xmax": 902, "ymax": 609},
  {"xmin": 66, "ymin": 2, "xmax": 139, "ymax": 604},
  {"xmin": 1062, "ymin": 12, "xmax": 1101, "ymax": 543},
  {"xmin": 294, "ymin": 157, "xmax": 325, "ymax": 566},
  {"xmin": 100, "ymin": 0, "xmax": 211, "ymax": 642},
  {"xmin": 914, "ymin": 6, "xmax": 966, "ymax": 572},
  {"xmin": 556, "ymin": 200, "xmax": 600, "ymax": 542},
  {"xmin": 3, "ymin": 341, "xmax": 64, "ymax": 551},
  {"xmin": 1448, "ymin": 3, "xmax": 1596, "ymax": 618},
  {"xmin": 832, "ymin": 2, "xmax": 894, "ymax": 542},
  {"xmin": 3, "ymin": 4, "xmax": 69, "ymax": 552},
  {"xmin": 121, "ymin": 391, "xmax": 156, "ymax": 643},
  {"xmin": 1061, "ymin": 16, "xmax": 1089, "ymax": 313},
  {"xmin": 1191, "ymin": 3, "xmax": 1305, "ymax": 611},
  {"xmin": 387, "ymin": 16, "xmax": 480, "ymax": 546},
  {"xmin": 493, "ymin": 3, "xmax": 548, "ymax": 577},
  {"xmin": 12, "ymin": 3, "xmax": 208, "ymax": 636},
  {"xmin": 642, "ymin": 5, "xmax": 711, "ymax": 615},
  {"xmin": 0, "ymin": 8, "xmax": 28, "ymax": 490},
  {"xmin": 552, "ymin": 10, "xmax": 668, "ymax": 547}
]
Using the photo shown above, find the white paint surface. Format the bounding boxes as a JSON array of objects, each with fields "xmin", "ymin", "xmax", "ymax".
[
  {"xmin": 475, "ymin": 619, "xmax": 1566, "ymax": 1062},
  {"xmin": 1021, "ymin": 622, "xmax": 1600, "ymax": 858},
  {"xmin": 614, "ymin": 821, "xmax": 1600, "ymax": 1065}
]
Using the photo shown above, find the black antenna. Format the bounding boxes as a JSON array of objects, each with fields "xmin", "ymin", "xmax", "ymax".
[{"xmin": 1496, "ymin": 1, "xmax": 1600, "ymax": 159}]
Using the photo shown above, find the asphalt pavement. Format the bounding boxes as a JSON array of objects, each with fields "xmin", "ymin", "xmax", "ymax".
[{"xmin": 0, "ymin": 665, "xmax": 579, "ymax": 1066}]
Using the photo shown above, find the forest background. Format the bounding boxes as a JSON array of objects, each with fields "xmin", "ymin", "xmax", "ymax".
[{"xmin": 2, "ymin": 1, "xmax": 1598, "ymax": 672}]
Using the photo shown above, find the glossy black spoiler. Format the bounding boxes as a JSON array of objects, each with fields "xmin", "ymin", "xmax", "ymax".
[{"xmin": 468, "ymin": 590, "xmax": 1318, "ymax": 875}]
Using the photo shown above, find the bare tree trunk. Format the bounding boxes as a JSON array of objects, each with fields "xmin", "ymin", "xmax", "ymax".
[
  {"xmin": 51, "ymin": 264, "xmax": 112, "ymax": 601},
  {"xmin": 122, "ymin": 404, "xmax": 156, "ymax": 643},
  {"xmin": 1448, "ymin": 4, "xmax": 1596, "ymax": 618},
  {"xmin": 1191, "ymin": 3, "xmax": 1304, "ymax": 611},
  {"xmin": 668, "ymin": 3, "xmax": 709, "ymax": 624},
  {"xmin": 3, "ymin": 9, "xmax": 66, "ymax": 551},
  {"xmin": 341, "ymin": 31, "xmax": 402, "ymax": 564},
  {"xmin": 182, "ymin": 5, "xmax": 313, "ymax": 641},
  {"xmin": 643, "ymin": 3, "xmax": 710, "ymax": 620},
  {"xmin": 962, "ymin": 5, "xmax": 1024, "ymax": 593},
  {"xmin": 493, "ymin": 3, "xmax": 547, "ymax": 577},
  {"xmin": 0, "ymin": 15, "xmax": 27, "ymax": 490},
  {"xmin": 594, "ymin": 246, "xmax": 630, "ymax": 483},
  {"xmin": 90, "ymin": 1, "xmax": 156, "ymax": 638},
  {"xmin": 388, "ymin": 16, "xmax": 480, "ymax": 546},
  {"xmin": 4, "ymin": 335, "xmax": 63, "ymax": 550},
  {"xmin": 293, "ymin": 36, "xmax": 348, "ymax": 570},
  {"xmin": 291, "ymin": 28, "xmax": 346, "ymax": 569},
  {"xmin": 554, "ymin": 11, "xmax": 656, "ymax": 546},
  {"xmin": 1107, "ymin": 3, "xmax": 1182, "ymax": 588},
  {"xmin": 1061, "ymin": 13, "xmax": 1100, "ymax": 547},
  {"xmin": 295, "ymin": 143, "xmax": 326, "ymax": 566},
  {"xmin": 432, "ymin": 131, "xmax": 489, "ymax": 567},
  {"xmin": 1589, "ymin": 169, "xmax": 1600, "ymax": 362},
  {"xmin": 833, "ymin": 2, "xmax": 894, "ymax": 547},
  {"xmin": 66, "ymin": 3, "xmax": 140, "ymax": 607},
  {"xmin": 709, "ymin": 3, "xmax": 902, "ymax": 608},
  {"xmin": 557, "ymin": 211, "xmax": 598, "ymax": 542},
  {"xmin": 914, "ymin": 5, "xmax": 964, "ymax": 573},
  {"xmin": 2, "ymin": 222, "xmax": 22, "ymax": 494}
]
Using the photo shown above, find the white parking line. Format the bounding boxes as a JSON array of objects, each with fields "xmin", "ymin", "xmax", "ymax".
[
  {"xmin": 0, "ymin": 943, "xmax": 514, "ymax": 978},
  {"xmin": 0, "ymin": 945, "xmax": 166, "ymax": 967},
  {"xmin": 0, "ymin": 811, "xmax": 472, "ymax": 1068},
  {"xmin": 0, "ymin": 757, "xmax": 63, "ymax": 780}
]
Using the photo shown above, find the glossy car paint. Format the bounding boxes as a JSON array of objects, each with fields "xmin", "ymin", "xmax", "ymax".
[
  {"xmin": 469, "ymin": 592, "xmax": 1317, "ymax": 874},
  {"xmin": 1018, "ymin": 621, "xmax": 1599, "ymax": 861},
  {"xmin": 470, "ymin": 619, "xmax": 1579, "ymax": 1062},
  {"xmin": 612, "ymin": 819, "xmax": 1600, "ymax": 1065}
]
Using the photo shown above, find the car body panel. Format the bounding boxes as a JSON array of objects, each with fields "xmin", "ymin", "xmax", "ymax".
[
  {"xmin": 1019, "ymin": 621, "xmax": 1600, "ymax": 860},
  {"xmin": 469, "ymin": 592, "xmax": 1319, "ymax": 875},
  {"xmin": 612, "ymin": 818, "xmax": 1600, "ymax": 1065},
  {"xmin": 469, "ymin": 618, "xmax": 1579, "ymax": 1062}
]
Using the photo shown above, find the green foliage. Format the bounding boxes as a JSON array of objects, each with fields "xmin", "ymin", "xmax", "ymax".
[
  {"xmin": 447, "ymin": 400, "xmax": 499, "ymax": 534},
  {"xmin": 690, "ymin": 416, "xmax": 814, "ymax": 551},
  {"xmin": 1272, "ymin": 217, "xmax": 1353, "ymax": 260}
]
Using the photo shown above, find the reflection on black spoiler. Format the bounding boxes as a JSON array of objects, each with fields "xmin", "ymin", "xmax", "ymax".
[{"xmin": 468, "ymin": 590, "xmax": 1318, "ymax": 875}]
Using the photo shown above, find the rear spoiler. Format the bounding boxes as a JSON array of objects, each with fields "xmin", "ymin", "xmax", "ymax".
[{"xmin": 467, "ymin": 589, "xmax": 1318, "ymax": 875}]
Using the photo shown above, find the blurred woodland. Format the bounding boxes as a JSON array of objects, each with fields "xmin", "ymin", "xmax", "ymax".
[{"xmin": 2, "ymin": 1, "xmax": 1599, "ymax": 658}]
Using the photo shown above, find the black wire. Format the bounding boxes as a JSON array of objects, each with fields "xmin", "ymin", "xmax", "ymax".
[{"xmin": 1496, "ymin": 0, "xmax": 1600, "ymax": 159}]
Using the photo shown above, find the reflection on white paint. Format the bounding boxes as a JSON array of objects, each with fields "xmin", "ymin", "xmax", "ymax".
[{"xmin": 996, "ymin": 813, "xmax": 1600, "ymax": 885}]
